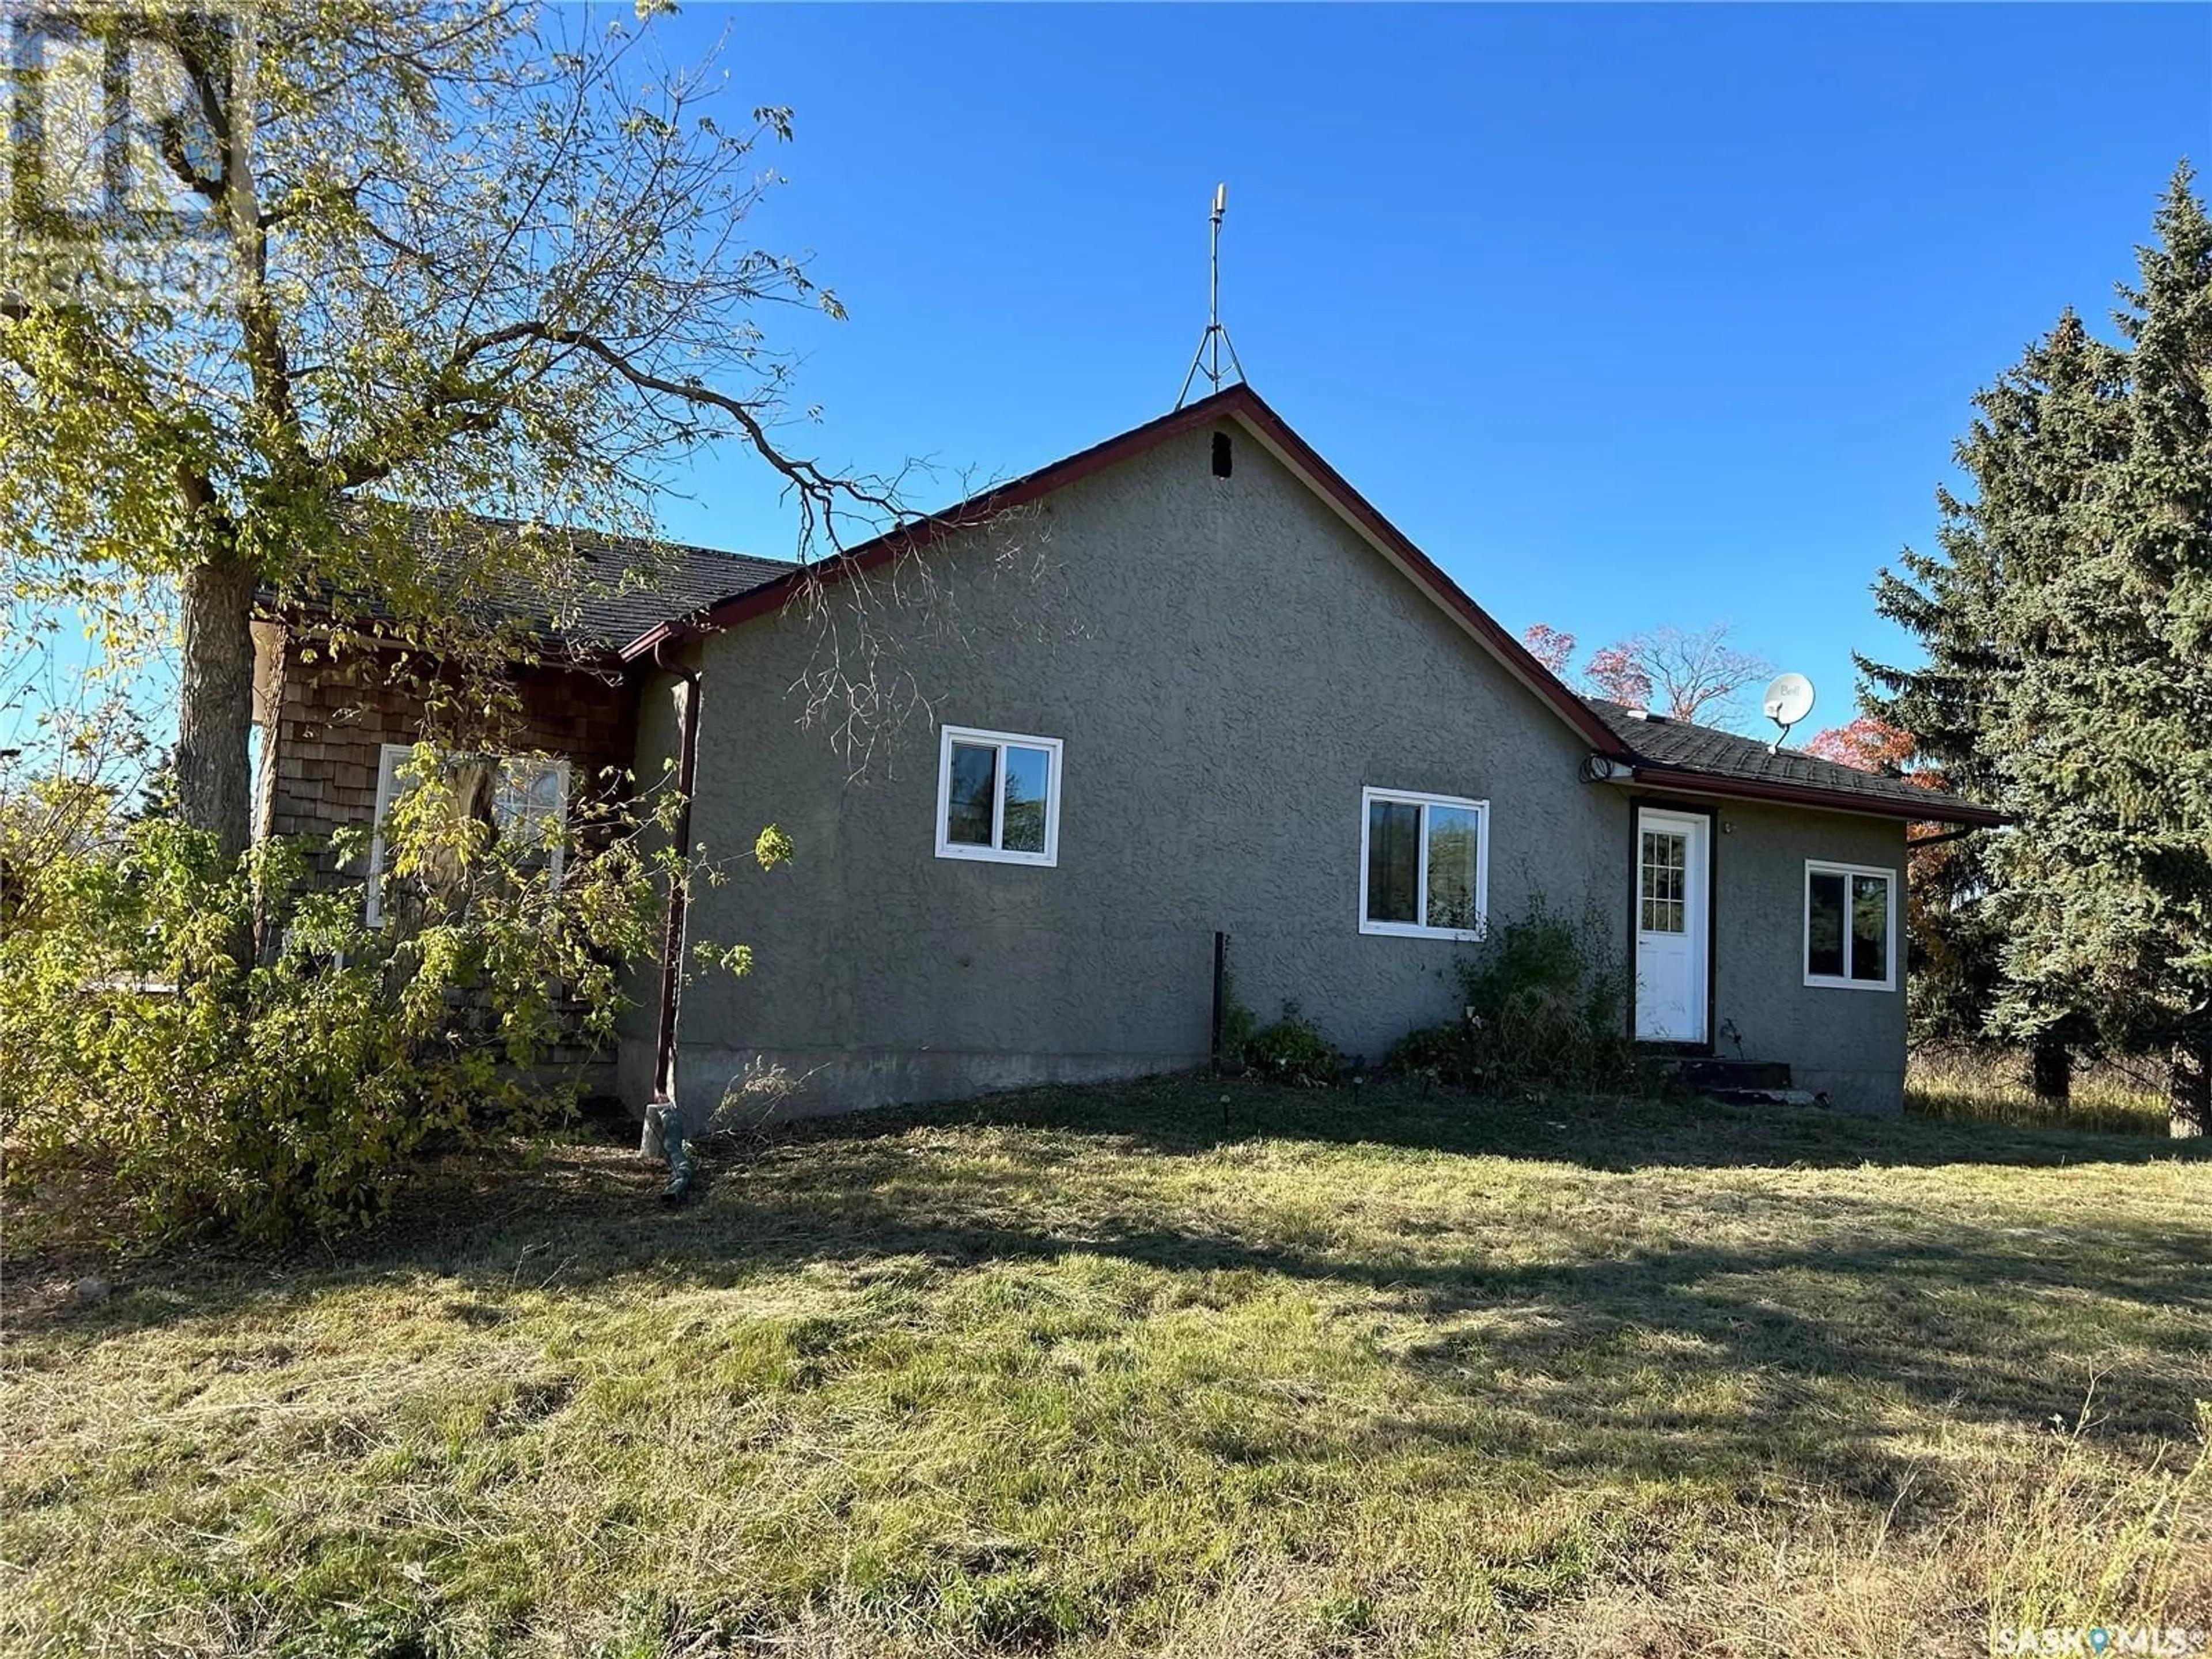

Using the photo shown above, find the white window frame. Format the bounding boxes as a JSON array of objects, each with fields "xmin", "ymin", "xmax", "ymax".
[
  {"xmin": 1802, "ymin": 859, "xmax": 1898, "ymax": 991},
  {"xmin": 934, "ymin": 725, "xmax": 1063, "ymax": 868},
  {"xmin": 1358, "ymin": 786, "xmax": 1490, "ymax": 942},
  {"xmin": 366, "ymin": 743, "xmax": 570, "ymax": 926}
]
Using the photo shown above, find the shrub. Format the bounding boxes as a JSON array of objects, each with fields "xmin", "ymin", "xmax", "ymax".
[
  {"xmin": 1461, "ymin": 899, "xmax": 1638, "ymax": 1092},
  {"xmin": 1385, "ymin": 897, "xmax": 1639, "ymax": 1094},
  {"xmin": 1241, "ymin": 1004, "xmax": 1342, "ymax": 1088},
  {"xmin": 0, "ymin": 747, "xmax": 777, "ymax": 1249},
  {"xmin": 1382, "ymin": 1018, "xmax": 1480, "ymax": 1086}
]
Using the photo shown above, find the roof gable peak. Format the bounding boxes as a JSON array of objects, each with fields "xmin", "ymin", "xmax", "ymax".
[{"xmin": 623, "ymin": 384, "xmax": 1628, "ymax": 756}]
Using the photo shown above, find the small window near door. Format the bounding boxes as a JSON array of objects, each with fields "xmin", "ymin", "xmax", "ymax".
[
  {"xmin": 935, "ymin": 725, "xmax": 1062, "ymax": 866},
  {"xmin": 1359, "ymin": 787, "xmax": 1488, "ymax": 940},
  {"xmin": 1639, "ymin": 827, "xmax": 1689, "ymax": 933},
  {"xmin": 1804, "ymin": 861, "xmax": 1896, "ymax": 990}
]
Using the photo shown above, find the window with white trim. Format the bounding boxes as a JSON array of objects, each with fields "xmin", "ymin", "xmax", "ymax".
[
  {"xmin": 1359, "ymin": 787, "xmax": 1488, "ymax": 940},
  {"xmin": 1804, "ymin": 860, "xmax": 1896, "ymax": 990},
  {"xmin": 935, "ymin": 726, "xmax": 1062, "ymax": 866},
  {"xmin": 366, "ymin": 743, "xmax": 569, "ymax": 925}
]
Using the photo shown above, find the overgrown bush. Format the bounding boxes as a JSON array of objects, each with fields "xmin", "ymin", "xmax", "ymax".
[
  {"xmin": 1386, "ymin": 898, "xmax": 1639, "ymax": 1094},
  {"xmin": 1241, "ymin": 1003, "xmax": 1342, "ymax": 1088},
  {"xmin": 0, "ymin": 746, "xmax": 777, "ymax": 1249},
  {"xmin": 1382, "ymin": 1018, "xmax": 1479, "ymax": 1085}
]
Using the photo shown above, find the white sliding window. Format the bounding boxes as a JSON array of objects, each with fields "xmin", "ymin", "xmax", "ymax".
[
  {"xmin": 1802, "ymin": 860, "xmax": 1896, "ymax": 990},
  {"xmin": 935, "ymin": 725, "xmax": 1062, "ymax": 867},
  {"xmin": 1359, "ymin": 787, "xmax": 1488, "ymax": 941}
]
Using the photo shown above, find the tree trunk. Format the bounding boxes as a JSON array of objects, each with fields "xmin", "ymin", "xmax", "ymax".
[
  {"xmin": 2029, "ymin": 1039, "xmax": 2071, "ymax": 1107},
  {"xmin": 2171, "ymin": 1039, "xmax": 2209, "ymax": 1139},
  {"xmin": 176, "ymin": 550, "xmax": 259, "ymax": 862}
]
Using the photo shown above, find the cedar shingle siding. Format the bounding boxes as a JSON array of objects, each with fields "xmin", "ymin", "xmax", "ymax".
[{"xmin": 257, "ymin": 631, "xmax": 639, "ymax": 854}]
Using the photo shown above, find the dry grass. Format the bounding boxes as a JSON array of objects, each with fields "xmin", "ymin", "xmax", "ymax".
[
  {"xmin": 1908, "ymin": 1045, "xmax": 2176, "ymax": 1137},
  {"xmin": 3, "ymin": 1078, "xmax": 2209, "ymax": 1657}
]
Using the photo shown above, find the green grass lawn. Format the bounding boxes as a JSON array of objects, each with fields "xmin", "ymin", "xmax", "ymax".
[{"xmin": 4, "ymin": 1080, "xmax": 2208, "ymax": 1657}]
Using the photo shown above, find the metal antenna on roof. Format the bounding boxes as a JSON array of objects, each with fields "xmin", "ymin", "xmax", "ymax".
[{"xmin": 1174, "ymin": 183, "xmax": 1248, "ymax": 409}]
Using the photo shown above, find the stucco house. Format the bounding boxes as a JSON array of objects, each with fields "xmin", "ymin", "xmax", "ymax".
[{"xmin": 252, "ymin": 384, "xmax": 2001, "ymax": 1120}]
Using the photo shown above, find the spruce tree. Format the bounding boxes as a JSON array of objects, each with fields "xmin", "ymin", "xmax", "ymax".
[
  {"xmin": 1859, "ymin": 311, "xmax": 2131, "ymax": 1044},
  {"xmin": 1990, "ymin": 168, "xmax": 2212, "ymax": 1134},
  {"xmin": 1869, "ymin": 164, "xmax": 2211, "ymax": 1131}
]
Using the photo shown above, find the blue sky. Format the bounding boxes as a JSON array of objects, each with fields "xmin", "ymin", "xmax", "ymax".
[{"xmin": 643, "ymin": 1, "xmax": 2210, "ymax": 729}]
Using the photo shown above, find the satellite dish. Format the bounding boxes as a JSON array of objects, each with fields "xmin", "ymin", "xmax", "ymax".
[{"xmin": 1762, "ymin": 672, "xmax": 1815, "ymax": 753}]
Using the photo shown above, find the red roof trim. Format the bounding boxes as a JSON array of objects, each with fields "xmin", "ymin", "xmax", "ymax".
[
  {"xmin": 619, "ymin": 384, "xmax": 1636, "ymax": 758},
  {"xmin": 1627, "ymin": 763, "xmax": 2008, "ymax": 827}
]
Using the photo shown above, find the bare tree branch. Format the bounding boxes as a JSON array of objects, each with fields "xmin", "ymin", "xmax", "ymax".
[{"xmin": 1595, "ymin": 622, "xmax": 1774, "ymax": 728}]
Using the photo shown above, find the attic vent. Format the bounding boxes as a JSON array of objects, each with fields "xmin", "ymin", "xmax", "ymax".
[
  {"xmin": 1211, "ymin": 431, "xmax": 1233, "ymax": 479},
  {"xmin": 1624, "ymin": 707, "xmax": 1664, "ymax": 722}
]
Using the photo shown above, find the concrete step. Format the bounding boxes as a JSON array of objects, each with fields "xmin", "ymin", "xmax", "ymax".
[
  {"xmin": 1675, "ymin": 1057, "xmax": 1794, "ymax": 1092},
  {"xmin": 1706, "ymin": 1086, "xmax": 1824, "ymax": 1109}
]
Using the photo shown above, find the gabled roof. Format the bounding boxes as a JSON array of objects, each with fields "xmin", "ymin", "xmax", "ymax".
[
  {"xmin": 618, "ymin": 382, "xmax": 2000, "ymax": 828},
  {"xmin": 621, "ymin": 384, "xmax": 1633, "ymax": 756},
  {"xmin": 1585, "ymin": 699, "xmax": 2004, "ymax": 826}
]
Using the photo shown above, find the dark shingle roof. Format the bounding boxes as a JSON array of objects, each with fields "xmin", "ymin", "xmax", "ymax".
[
  {"xmin": 276, "ymin": 510, "xmax": 794, "ymax": 657},
  {"xmin": 1584, "ymin": 698, "xmax": 2001, "ymax": 825},
  {"xmin": 554, "ymin": 533, "xmax": 790, "ymax": 650},
  {"xmin": 411, "ymin": 514, "xmax": 791, "ymax": 653}
]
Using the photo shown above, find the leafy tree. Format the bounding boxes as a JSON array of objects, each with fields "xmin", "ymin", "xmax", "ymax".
[
  {"xmin": 1520, "ymin": 623, "xmax": 1576, "ymax": 675},
  {"xmin": 1583, "ymin": 641, "xmax": 1653, "ymax": 709},
  {"xmin": 1, "ymin": 751, "xmax": 786, "ymax": 1246},
  {"xmin": 1, "ymin": 552, "xmax": 171, "ymax": 898},
  {"xmin": 0, "ymin": 5, "xmax": 934, "ymax": 1238},
  {"xmin": 0, "ymin": 1, "xmax": 900, "ymax": 860},
  {"xmin": 1805, "ymin": 715, "xmax": 1915, "ymax": 774},
  {"xmin": 1862, "ymin": 165, "xmax": 2211, "ymax": 1132}
]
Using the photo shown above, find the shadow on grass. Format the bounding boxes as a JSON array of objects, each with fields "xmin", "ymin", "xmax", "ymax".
[
  {"xmin": 29, "ymin": 1078, "xmax": 2209, "ymax": 1513},
  {"xmin": 782, "ymin": 1071, "xmax": 2212, "ymax": 1173}
]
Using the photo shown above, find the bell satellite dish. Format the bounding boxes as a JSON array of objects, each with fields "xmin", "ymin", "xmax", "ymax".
[{"xmin": 1762, "ymin": 672, "xmax": 1815, "ymax": 753}]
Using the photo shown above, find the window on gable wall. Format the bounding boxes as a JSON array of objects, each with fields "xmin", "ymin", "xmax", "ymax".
[
  {"xmin": 935, "ymin": 725, "xmax": 1062, "ymax": 866},
  {"xmin": 1360, "ymin": 787, "xmax": 1488, "ymax": 940},
  {"xmin": 1803, "ymin": 860, "xmax": 1896, "ymax": 990},
  {"xmin": 366, "ymin": 743, "xmax": 569, "ymax": 925}
]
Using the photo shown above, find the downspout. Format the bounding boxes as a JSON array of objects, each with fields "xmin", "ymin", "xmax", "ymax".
[{"xmin": 642, "ymin": 639, "xmax": 700, "ymax": 1200}]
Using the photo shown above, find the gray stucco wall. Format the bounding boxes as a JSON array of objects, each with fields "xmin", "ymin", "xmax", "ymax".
[
  {"xmin": 620, "ymin": 422, "xmax": 1914, "ymax": 1122},
  {"xmin": 632, "ymin": 423, "xmax": 1631, "ymax": 1120},
  {"xmin": 1702, "ymin": 799, "xmax": 1911, "ymax": 1114}
]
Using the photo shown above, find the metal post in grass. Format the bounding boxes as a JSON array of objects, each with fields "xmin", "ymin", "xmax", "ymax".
[
  {"xmin": 1213, "ymin": 930, "xmax": 1231, "ymax": 1140},
  {"xmin": 1211, "ymin": 931, "xmax": 1229, "ymax": 1073}
]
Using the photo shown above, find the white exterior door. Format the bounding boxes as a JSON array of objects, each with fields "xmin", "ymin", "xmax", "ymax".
[{"xmin": 1634, "ymin": 808, "xmax": 1709, "ymax": 1044}]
